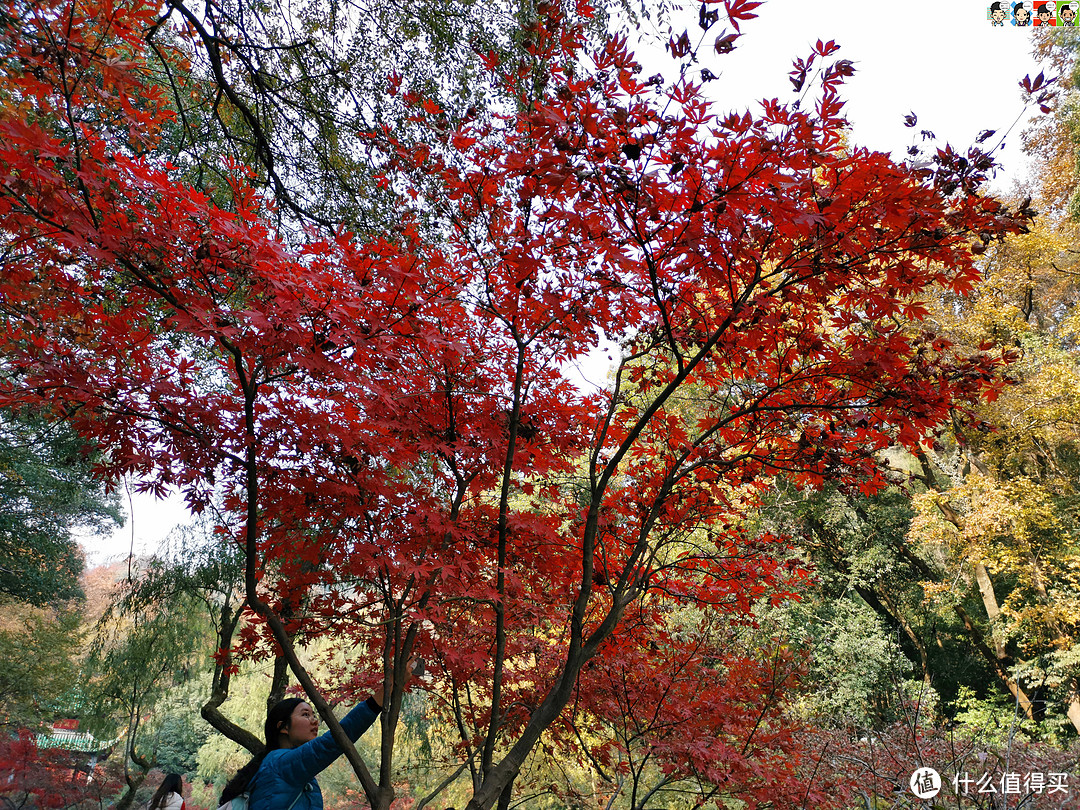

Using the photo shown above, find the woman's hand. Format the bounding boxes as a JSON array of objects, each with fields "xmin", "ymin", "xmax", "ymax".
[{"xmin": 372, "ymin": 658, "xmax": 420, "ymax": 709}]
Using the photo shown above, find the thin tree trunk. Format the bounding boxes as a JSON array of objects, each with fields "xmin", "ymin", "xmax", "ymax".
[
  {"xmin": 972, "ymin": 562, "xmax": 1007, "ymax": 658},
  {"xmin": 229, "ymin": 349, "xmax": 391, "ymax": 809},
  {"xmin": 879, "ymin": 589, "xmax": 933, "ymax": 686},
  {"xmin": 201, "ymin": 596, "xmax": 264, "ymax": 753},
  {"xmin": 891, "ymin": 539, "xmax": 1038, "ymax": 721},
  {"xmin": 114, "ymin": 748, "xmax": 151, "ymax": 810}
]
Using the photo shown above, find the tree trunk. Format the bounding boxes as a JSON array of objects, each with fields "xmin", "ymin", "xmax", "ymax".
[
  {"xmin": 972, "ymin": 562, "xmax": 1006, "ymax": 658},
  {"xmin": 910, "ymin": 453, "xmax": 1040, "ymax": 722},
  {"xmin": 201, "ymin": 596, "xmax": 265, "ymax": 753},
  {"xmin": 890, "ymin": 539, "xmax": 1038, "ymax": 721},
  {"xmin": 879, "ymin": 588, "xmax": 933, "ymax": 686},
  {"xmin": 114, "ymin": 749, "xmax": 151, "ymax": 810},
  {"xmin": 496, "ymin": 778, "xmax": 515, "ymax": 810}
]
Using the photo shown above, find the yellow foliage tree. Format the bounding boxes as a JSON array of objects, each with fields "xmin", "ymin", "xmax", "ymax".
[{"xmin": 908, "ymin": 65, "xmax": 1080, "ymax": 727}]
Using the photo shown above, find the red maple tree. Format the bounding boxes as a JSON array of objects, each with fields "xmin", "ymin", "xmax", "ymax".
[
  {"xmin": 0, "ymin": 732, "xmax": 120, "ymax": 810},
  {"xmin": 0, "ymin": 0, "xmax": 1033, "ymax": 807}
]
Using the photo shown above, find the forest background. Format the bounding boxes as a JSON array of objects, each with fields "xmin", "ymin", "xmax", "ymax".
[{"xmin": 5, "ymin": 1, "xmax": 1080, "ymax": 809}]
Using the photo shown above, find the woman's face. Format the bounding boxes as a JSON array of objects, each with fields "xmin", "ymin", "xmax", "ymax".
[
  {"xmin": 1017, "ymin": 7, "xmax": 1031, "ymax": 23},
  {"xmin": 281, "ymin": 702, "xmax": 319, "ymax": 747}
]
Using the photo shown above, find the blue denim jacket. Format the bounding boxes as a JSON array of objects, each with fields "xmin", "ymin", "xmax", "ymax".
[{"xmin": 249, "ymin": 698, "xmax": 380, "ymax": 810}]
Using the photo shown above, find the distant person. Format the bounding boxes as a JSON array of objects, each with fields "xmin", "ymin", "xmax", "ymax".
[
  {"xmin": 149, "ymin": 774, "xmax": 185, "ymax": 810},
  {"xmin": 991, "ymin": 1, "xmax": 1008, "ymax": 23},
  {"xmin": 219, "ymin": 665, "xmax": 413, "ymax": 810},
  {"xmin": 1014, "ymin": 2, "xmax": 1033, "ymax": 23},
  {"xmin": 1035, "ymin": 2, "xmax": 1056, "ymax": 22}
]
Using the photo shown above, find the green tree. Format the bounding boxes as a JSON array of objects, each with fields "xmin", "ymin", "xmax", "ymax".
[
  {"xmin": 0, "ymin": 406, "xmax": 122, "ymax": 606},
  {"xmin": 0, "ymin": 604, "xmax": 82, "ymax": 730},
  {"xmin": 761, "ymin": 484, "xmax": 991, "ymax": 728},
  {"xmin": 84, "ymin": 565, "xmax": 214, "ymax": 809},
  {"xmin": 154, "ymin": 0, "xmax": 642, "ymax": 231},
  {"xmin": 144, "ymin": 679, "xmax": 213, "ymax": 776},
  {"xmin": 0, "ymin": 404, "xmax": 121, "ymax": 736}
]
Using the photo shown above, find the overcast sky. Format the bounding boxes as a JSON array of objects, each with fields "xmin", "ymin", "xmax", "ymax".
[
  {"xmin": 83, "ymin": 0, "xmax": 1052, "ymax": 565},
  {"xmin": 632, "ymin": 0, "xmax": 1048, "ymax": 190}
]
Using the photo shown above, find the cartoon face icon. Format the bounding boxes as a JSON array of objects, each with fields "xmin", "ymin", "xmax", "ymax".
[
  {"xmin": 1014, "ymin": 2, "xmax": 1032, "ymax": 23},
  {"xmin": 1036, "ymin": 2, "xmax": 1054, "ymax": 21},
  {"xmin": 991, "ymin": 1, "xmax": 1008, "ymax": 21},
  {"xmin": 1062, "ymin": 4, "xmax": 1078, "ymax": 24}
]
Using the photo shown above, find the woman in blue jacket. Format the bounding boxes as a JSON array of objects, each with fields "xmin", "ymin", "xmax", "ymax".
[{"xmin": 218, "ymin": 684, "xmax": 386, "ymax": 810}]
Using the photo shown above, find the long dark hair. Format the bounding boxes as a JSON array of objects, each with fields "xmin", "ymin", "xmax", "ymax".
[
  {"xmin": 219, "ymin": 698, "xmax": 306, "ymax": 805},
  {"xmin": 149, "ymin": 773, "xmax": 183, "ymax": 810}
]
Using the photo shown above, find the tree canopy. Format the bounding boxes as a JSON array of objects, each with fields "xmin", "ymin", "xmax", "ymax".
[
  {"xmin": 0, "ymin": 0, "xmax": 1044, "ymax": 807},
  {"xmin": 0, "ymin": 406, "xmax": 121, "ymax": 606}
]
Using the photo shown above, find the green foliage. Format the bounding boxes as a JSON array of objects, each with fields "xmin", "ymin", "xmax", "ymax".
[
  {"xmin": 142, "ymin": 679, "xmax": 214, "ymax": 775},
  {"xmin": 762, "ymin": 483, "xmax": 996, "ymax": 725},
  {"xmin": 82, "ymin": 579, "xmax": 213, "ymax": 746},
  {"xmin": 949, "ymin": 685, "xmax": 1043, "ymax": 746},
  {"xmin": 0, "ymin": 406, "xmax": 122, "ymax": 606},
  {"xmin": 0, "ymin": 604, "xmax": 81, "ymax": 729},
  {"xmin": 0, "ymin": 405, "xmax": 121, "ymax": 735},
  {"xmin": 770, "ymin": 596, "xmax": 915, "ymax": 730}
]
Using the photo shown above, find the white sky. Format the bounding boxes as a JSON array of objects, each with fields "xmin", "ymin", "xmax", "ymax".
[
  {"xmin": 632, "ymin": 0, "xmax": 1048, "ymax": 191},
  {"xmin": 82, "ymin": 0, "xmax": 1050, "ymax": 565}
]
